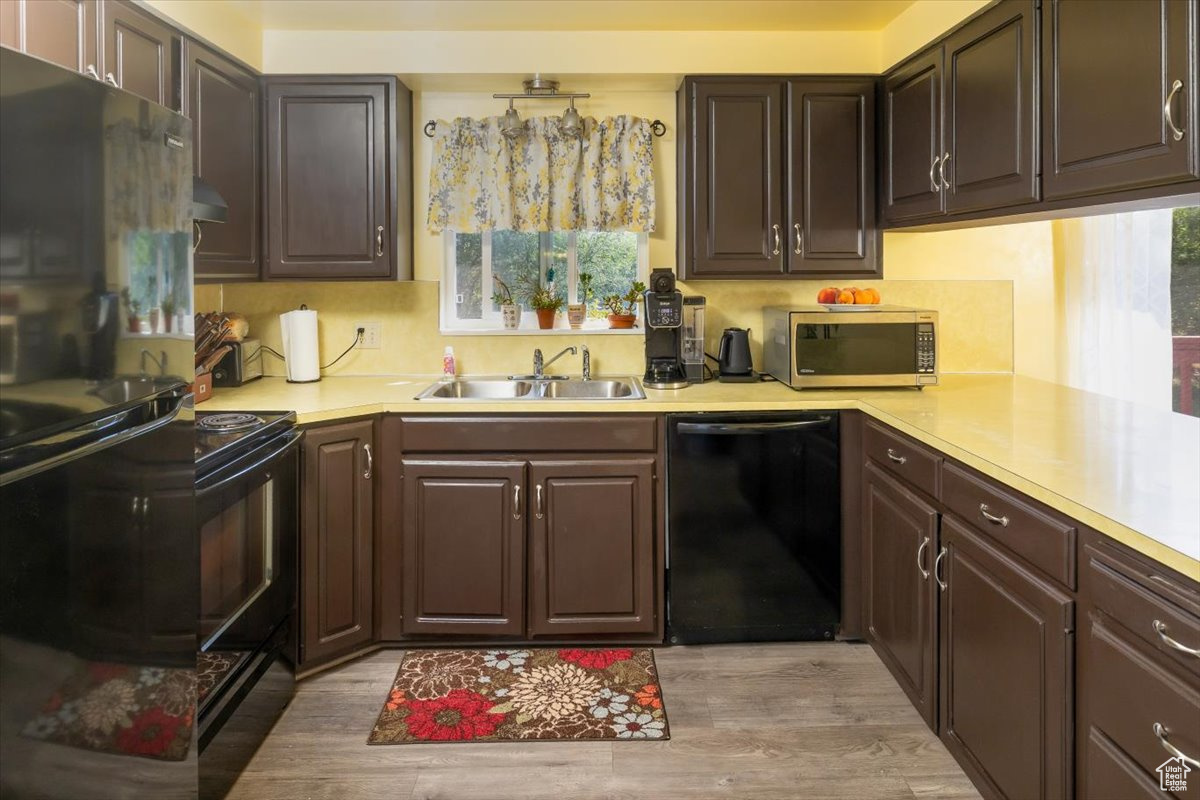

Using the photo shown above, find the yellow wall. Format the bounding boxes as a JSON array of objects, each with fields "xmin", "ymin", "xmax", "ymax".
[
  {"xmin": 879, "ymin": 0, "xmax": 990, "ymax": 70},
  {"xmin": 141, "ymin": 0, "xmax": 263, "ymax": 69}
]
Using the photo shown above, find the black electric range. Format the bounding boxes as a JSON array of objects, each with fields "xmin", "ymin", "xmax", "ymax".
[{"xmin": 195, "ymin": 410, "xmax": 296, "ymax": 477}]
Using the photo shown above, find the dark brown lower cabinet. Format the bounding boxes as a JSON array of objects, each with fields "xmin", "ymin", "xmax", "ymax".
[
  {"xmin": 527, "ymin": 459, "xmax": 656, "ymax": 637},
  {"xmin": 938, "ymin": 515, "xmax": 1074, "ymax": 800},
  {"xmin": 863, "ymin": 462, "xmax": 938, "ymax": 727},
  {"xmin": 301, "ymin": 420, "xmax": 374, "ymax": 665},
  {"xmin": 400, "ymin": 460, "xmax": 526, "ymax": 637}
]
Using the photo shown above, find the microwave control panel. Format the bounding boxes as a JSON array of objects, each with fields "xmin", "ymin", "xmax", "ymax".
[{"xmin": 916, "ymin": 323, "xmax": 936, "ymax": 373}]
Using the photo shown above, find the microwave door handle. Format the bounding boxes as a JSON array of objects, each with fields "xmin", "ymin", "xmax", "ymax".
[
  {"xmin": 676, "ymin": 417, "xmax": 833, "ymax": 435},
  {"xmin": 197, "ymin": 430, "xmax": 302, "ymax": 495},
  {"xmin": 0, "ymin": 394, "xmax": 185, "ymax": 487}
]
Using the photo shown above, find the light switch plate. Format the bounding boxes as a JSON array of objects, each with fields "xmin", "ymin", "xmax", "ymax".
[{"xmin": 356, "ymin": 321, "xmax": 381, "ymax": 349}]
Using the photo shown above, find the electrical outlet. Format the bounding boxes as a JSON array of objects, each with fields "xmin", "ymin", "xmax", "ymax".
[{"xmin": 356, "ymin": 322, "xmax": 381, "ymax": 349}]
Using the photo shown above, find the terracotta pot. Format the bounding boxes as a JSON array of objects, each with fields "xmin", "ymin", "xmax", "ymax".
[
  {"xmin": 127, "ymin": 316, "xmax": 141, "ymax": 333},
  {"xmin": 567, "ymin": 304, "xmax": 586, "ymax": 329},
  {"xmin": 163, "ymin": 313, "xmax": 174, "ymax": 333},
  {"xmin": 607, "ymin": 313, "xmax": 637, "ymax": 329},
  {"xmin": 535, "ymin": 308, "xmax": 559, "ymax": 330},
  {"xmin": 501, "ymin": 303, "xmax": 521, "ymax": 330}
]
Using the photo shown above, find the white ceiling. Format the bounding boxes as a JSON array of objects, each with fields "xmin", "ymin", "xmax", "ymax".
[{"xmin": 229, "ymin": 0, "xmax": 915, "ymax": 32}]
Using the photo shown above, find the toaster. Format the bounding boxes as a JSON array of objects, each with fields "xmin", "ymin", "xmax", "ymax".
[{"xmin": 212, "ymin": 338, "xmax": 263, "ymax": 387}]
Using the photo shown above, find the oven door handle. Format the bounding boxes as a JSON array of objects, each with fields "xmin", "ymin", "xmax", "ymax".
[
  {"xmin": 676, "ymin": 417, "xmax": 833, "ymax": 435},
  {"xmin": 197, "ymin": 430, "xmax": 303, "ymax": 494}
]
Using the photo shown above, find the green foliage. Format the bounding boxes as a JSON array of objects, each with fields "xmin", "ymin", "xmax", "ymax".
[
  {"xmin": 491, "ymin": 275, "xmax": 515, "ymax": 306},
  {"xmin": 1172, "ymin": 206, "xmax": 1200, "ymax": 336},
  {"xmin": 525, "ymin": 282, "xmax": 565, "ymax": 312},
  {"xmin": 602, "ymin": 280, "xmax": 646, "ymax": 316}
]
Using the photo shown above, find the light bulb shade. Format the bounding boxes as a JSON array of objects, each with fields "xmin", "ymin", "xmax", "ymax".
[
  {"xmin": 500, "ymin": 106, "xmax": 522, "ymax": 139},
  {"xmin": 560, "ymin": 105, "xmax": 582, "ymax": 137}
]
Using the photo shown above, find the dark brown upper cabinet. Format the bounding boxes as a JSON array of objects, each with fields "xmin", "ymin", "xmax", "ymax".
[
  {"xmin": 679, "ymin": 76, "xmax": 880, "ymax": 280},
  {"xmin": 100, "ymin": 0, "xmax": 178, "ymax": 110},
  {"xmin": 787, "ymin": 79, "xmax": 879, "ymax": 276},
  {"xmin": 186, "ymin": 40, "xmax": 261, "ymax": 282},
  {"xmin": 938, "ymin": 515, "xmax": 1073, "ymax": 800},
  {"xmin": 943, "ymin": 0, "xmax": 1040, "ymax": 213},
  {"xmin": 0, "ymin": 0, "xmax": 98, "ymax": 75},
  {"xmin": 527, "ymin": 459, "xmax": 657, "ymax": 637},
  {"xmin": 882, "ymin": 48, "xmax": 945, "ymax": 224},
  {"xmin": 1043, "ymin": 0, "xmax": 1199, "ymax": 200},
  {"xmin": 301, "ymin": 420, "xmax": 375, "ymax": 665},
  {"xmin": 401, "ymin": 459, "xmax": 527, "ymax": 637},
  {"xmin": 264, "ymin": 76, "xmax": 411, "ymax": 281},
  {"xmin": 680, "ymin": 79, "xmax": 785, "ymax": 278},
  {"xmin": 863, "ymin": 462, "xmax": 939, "ymax": 728}
]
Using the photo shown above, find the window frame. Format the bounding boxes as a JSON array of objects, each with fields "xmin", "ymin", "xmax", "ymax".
[{"xmin": 440, "ymin": 230, "xmax": 650, "ymax": 334}]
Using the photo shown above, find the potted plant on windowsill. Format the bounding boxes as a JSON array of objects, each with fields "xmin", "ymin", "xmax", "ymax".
[
  {"xmin": 492, "ymin": 275, "xmax": 521, "ymax": 330},
  {"xmin": 568, "ymin": 271, "xmax": 593, "ymax": 330},
  {"xmin": 120, "ymin": 287, "xmax": 142, "ymax": 333},
  {"xmin": 528, "ymin": 285, "xmax": 565, "ymax": 330},
  {"xmin": 603, "ymin": 280, "xmax": 645, "ymax": 329}
]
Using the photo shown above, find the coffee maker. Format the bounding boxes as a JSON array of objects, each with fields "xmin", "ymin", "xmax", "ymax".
[{"xmin": 642, "ymin": 268, "xmax": 689, "ymax": 390}]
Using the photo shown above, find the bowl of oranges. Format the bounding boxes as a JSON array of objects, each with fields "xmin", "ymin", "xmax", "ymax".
[{"xmin": 816, "ymin": 286, "xmax": 881, "ymax": 310}]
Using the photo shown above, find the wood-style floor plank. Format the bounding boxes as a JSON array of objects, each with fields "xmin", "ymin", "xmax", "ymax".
[{"xmin": 227, "ymin": 643, "xmax": 980, "ymax": 800}]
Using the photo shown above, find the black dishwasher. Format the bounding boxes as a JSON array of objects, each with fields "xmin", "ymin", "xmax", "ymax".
[{"xmin": 667, "ymin": 412, "xmax": 840, "ymax": 644}]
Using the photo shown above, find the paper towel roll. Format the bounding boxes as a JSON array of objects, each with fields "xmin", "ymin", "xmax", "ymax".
[{"xmin": 280, "ymin": 308, "xmax": 320, "ymax": 383}]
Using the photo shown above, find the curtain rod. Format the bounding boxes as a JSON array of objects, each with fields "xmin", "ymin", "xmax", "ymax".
[{"xmin": 424, "ymin": 119, "xmax": 667, "ymax": 138}]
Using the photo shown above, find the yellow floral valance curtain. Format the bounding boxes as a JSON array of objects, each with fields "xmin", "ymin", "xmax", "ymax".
[{"xmin": 427, "ymin": 114, "xmax": 655, "ymax": 233}]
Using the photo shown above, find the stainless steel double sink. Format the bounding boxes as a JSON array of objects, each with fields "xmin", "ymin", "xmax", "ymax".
[{"xmin": 414, "ymin": 377, "xmax": 646, "ymax": 401}]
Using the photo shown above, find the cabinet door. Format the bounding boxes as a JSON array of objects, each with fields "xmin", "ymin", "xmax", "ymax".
[
  {"xmin": 938, "ymin": 515, "xmax": 1073, "ymax": 800},
  {"xmin": 264, "ymin": 78, "xmax": 394, "ymax": 280},
  {"xmin": 786, "ymin": 79, "xmax": 879, "ymax": 277},
  {"xmin": 0, "ymin": 0, "xmax": 98, "ymax": 75},
  {"xmin": 863, "ymin": 463, "xmax": 939, "ymax": 727},
  {"xmin": 101, "ymin": 0, "xmax": 178, "ymax": 110},
  {"xmin": 527, "ymin": 459, "xmax": 657, "ymax": 637},
  {"xmin": 401, "ymin": 460, "xmax": 525, "ymax": 636},
  {"xmin": 187, "ymin": 40, "xmax": 260, "ymax": 281},
  {"xmin": 883, "ymin": 47, "xmax": 945, "ymax": 223},
  {"xmin": 684, "ymin": 79, "xmax": 785, "ymax": 278},
  {"xmin": 301, "ymin": 421, "xmax": 374, "ymax": 664},
  {"xmin": 944, "ymin": 0, "xmax": 1040, "ymax": 213},
  {"xmin": 1043, "ymin": 0, "xmax": 1199, "ymax": 200}
]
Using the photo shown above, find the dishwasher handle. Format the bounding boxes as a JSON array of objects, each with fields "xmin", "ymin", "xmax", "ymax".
[{"xmin": 676, "ymin": 417, "xmax": 833, "ymax": 435}]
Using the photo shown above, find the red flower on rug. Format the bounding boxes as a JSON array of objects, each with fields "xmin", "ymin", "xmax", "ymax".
[
  {"xmin": 116, "ymin": 707, "xmax": 186, "ymax": 757},
  {"xmin": 634, "ymin": 683, "xmax": 662, "ymax": 710},
  {"xmin": 558, "ymin": 648, "xmax": 634, "ymax": 670},
  {"xmin": 403, "ymin": 689, "xmax": 506, "ymax": 742}
]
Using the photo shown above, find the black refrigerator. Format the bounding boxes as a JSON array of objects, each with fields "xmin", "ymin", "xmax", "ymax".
[{"xmin": 0, "ymin": 48, "xmax": 197, "ymax": 799}]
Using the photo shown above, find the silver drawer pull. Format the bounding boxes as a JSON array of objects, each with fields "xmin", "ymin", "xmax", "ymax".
[
  {"xmin": 886, "ymin": 448, "xmax": 907, "ymax": 465},
  {"xmin": 362, "ymin": 443, "xmax": 373, "ymax": 479},
  {"xmin": 1154, "ymin": 722, "xmax": 1200, "ymax": 768},
  {"xmin": 104, "ymin": 72, "xmax": 118, "ymax": 87},
  {"xmin": 934, "ymin": 546, "xmax": 948, "ymax": 591},
  {"xmin": 771, "ymin": 224, "xmax": 781, "ymax": 256},
  {"xmin": 535, "ymin": 484, "xmax": 544, "ymax": 520},
  {"xmin": 916, "ymin": 536, "xmax": 931, "ymax": 580},
  {"xmin": 513, "ymin": 484, "xmax": 521, "ymax": 520},
  {"xmin": 979, "ymin": 503, "xmax": 1009, "ymax": 527},
  {"xmin": 84, "ymin": 64, "xmax": 99, "ymax": 79},
  {"xmin": 929, "ymin": 156, "xmax": 941, "ymax": 192},
  {"xmin": 1165, "ymin": 79, "xmax": 1186, "ymax": 142},
  {"xmin": 1153, "ymin": 620, "xmax": 1200, "ymax": 657}
]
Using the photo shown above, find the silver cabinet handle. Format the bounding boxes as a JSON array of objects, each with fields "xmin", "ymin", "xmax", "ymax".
[
  {"xmin": 513, "ymin": 484, "xmax": 521, "ymax": 520},
  {"xmin": 104, "ymin": 72, "xmax": 118, "ymax": 87},
  {"xmin": 1165, "ymin": 79, "xmax": 1186, "ymax": 141},
  {"xmin": 886, "ymin": 448, "xmax": 907, "ymax": 465},
  {"xmin": 535, "ymin": 484, "xmax": 544, "ymax": 519},
  {"xmin": 362, "ymin": 443, "xmax": 373, "ymax": 479},
  {"xmin": 979, "ymin": 503, "xmax": 1009, "ymax": 527},
  {"xmin": 771, "ymin": 224, "xmax": 781, "ymax": 256},
  {"xmin": 1153, "ymin": 620, "xmax": 1200, "ymax": 657},
  {"xmin": 916, "ymin": 536, "xmax": 931, "ymax": 580},
  {"xmin": 934, "ymin": 546, "xmax": 948, "ymax": 591},
  {"xmin": 375, "ymin": 225, "xmax": 384, "ymax": 257},
  {"xmin": 84, "ymin": 65, "xmax": 99, "ymax": 79},
  {"xmin": 1154, "ymin": 722, "xmax": 1200, "ymax": 768},
  {"xmin": 940, "ymin": 152, "xmax": 951, "ymax": 189},
  {"xmin": 793, "ymin": 223, "xmax": 803, "ymax": 255},
  {"xmin": 930, "ymin": 156, "xmax": 942, "ymax": 192}
]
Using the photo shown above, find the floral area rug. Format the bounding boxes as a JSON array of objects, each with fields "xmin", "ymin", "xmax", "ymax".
[
  {"xmin": 21, "ymin": 660, "xmax": 195, "ymax": 761},
  {"xmin": 369, "ymin": 648, "xmax": 669, "ymax": 744}
]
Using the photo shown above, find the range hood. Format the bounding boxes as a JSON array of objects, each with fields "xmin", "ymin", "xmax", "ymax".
[{"xmin": 192, "ymin": 176, "xmax": 228, "ymax": 223}]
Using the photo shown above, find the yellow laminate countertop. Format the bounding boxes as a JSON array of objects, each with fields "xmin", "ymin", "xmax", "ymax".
[{"xmin": 202, "ymin": 373, "xmax": 1200, "ymax": 579}]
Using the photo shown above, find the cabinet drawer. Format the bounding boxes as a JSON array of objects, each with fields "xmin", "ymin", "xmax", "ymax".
[
  {"xmin": 1087, "ymin": 619, "xmax": 1200, "ymax": 788},
  {"xmin": 1085, "ymin": 542, "xmax": 1200, "ymax": 675},
  {"xmin": 863, "ymin": 420, "xmax": 941, "ymax": 498},
  {"xmin": 942, "ymin": 461, "xmax": 1076, "ymax": 588},
  {"xmin": 399, "ymin": 416, "xmax": 658, "ymax": 453}
]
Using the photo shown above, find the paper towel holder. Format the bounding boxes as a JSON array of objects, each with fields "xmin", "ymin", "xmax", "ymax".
[{"xmin": 281, "ymin": 304, "xmax": 322, "ymax": 384}]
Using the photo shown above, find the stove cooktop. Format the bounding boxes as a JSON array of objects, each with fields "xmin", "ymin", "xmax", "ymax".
[{"xmin": 195, "ymin": 409, "xmax": 296, "ymax": 474}]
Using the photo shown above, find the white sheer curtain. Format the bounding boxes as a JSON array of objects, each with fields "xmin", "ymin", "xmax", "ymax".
[{"xmin": 1058, "ymin": 209, "xmax": 1174, "ymax": 409}]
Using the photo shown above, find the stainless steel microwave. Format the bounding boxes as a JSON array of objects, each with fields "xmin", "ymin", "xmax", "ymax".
[{"xmin": 763, "ymin": 306, "xmax": 938, "ymax": 389}]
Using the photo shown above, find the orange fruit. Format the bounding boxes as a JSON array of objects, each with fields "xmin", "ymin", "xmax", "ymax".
[{"xmin": 836, "ymin": 289, "xmax": 855, "ymax": 305}]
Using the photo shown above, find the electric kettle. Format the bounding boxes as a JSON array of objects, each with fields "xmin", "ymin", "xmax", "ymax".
[{"xmin": 717, "ymin": 327, "xmax": 754, "ymax": 381}]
